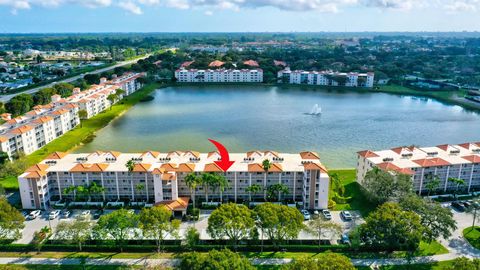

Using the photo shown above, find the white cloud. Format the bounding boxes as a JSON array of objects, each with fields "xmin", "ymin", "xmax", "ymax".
[
  {"xmin": 2, "ymin": 0, "xmax": 480, "ymax": 15},
  {"xmin": 118, "ymin": 0, "xmax": 142, "ymax": 14},
  {"xmin": 204, "ymin": 9, "xmax": 213, "ymax": 15}
]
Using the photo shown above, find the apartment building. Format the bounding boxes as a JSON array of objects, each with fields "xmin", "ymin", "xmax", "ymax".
[
  {"xmin": 53, "ymin": 72, "xmax": 145, "ymax": 118},
  {"xmin": 278, "ymin": 68, "xmax": 374, "ymax": 88},
  {"xmin": 175, "ymin": 68, "xmax": 263, "ymax": 83},
  {"xmin": 0, "ymin": 104, "xmax": 79, "ymax": 158},
  {"xmin": 357, "ymin": 142, "xmax": 480, "ymax": 195},
  {"xmin": 18, "ymin": 150, "xmax": 330, "ymax": 213},
  {"xmin": 0, "ymin": 73, "xmax": 144, "ymax": 158}
]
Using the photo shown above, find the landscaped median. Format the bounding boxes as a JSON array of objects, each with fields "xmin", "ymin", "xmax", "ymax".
[
  {"xmin": 0, "ymin": 82, "xmax": 162, "ymax": 190},
  {"xmin": 463, "ymin": 226, "xmax": 480, "ymax": 249}
]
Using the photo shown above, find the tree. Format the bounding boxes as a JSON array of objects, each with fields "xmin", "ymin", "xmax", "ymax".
[
  {"xmin": 281, "ymin": 253, "xmax": 355, "ymax": 270},
  {"xmin": 266, "ymin": 183, "xmax": 289, "ymax": 202},
  {"xmin": 262, "ymin": 159, "xmax": 271, "ymax": 200},
  {"xmin": 139, "ymin": 206, "xmax": 180, "ymax": 252},
  {"xmin": 306, "ymin": 218, "xmax": 342, "ymax": 249},
  {"xmin": 78, "ymin": 110, "xmax": 88, "ymax": 127},
  {"xmin": 254, "ymin": 203, "xmax": 304, "ymax": 247},
  {"xmin": 359, "ymin": 202, "xmax": 424, "ymax": 251},
  {"xmin": 83, "ymin": 74, "xmax": 100, "ymax": 85},
  {"xmin": 185, "ymin": 173, "xmax": 200, "ymax": 209},
  {"xmin": 210, "ymin": 173, "xmax": 228, "ymax": 202},
  {"xmin": 425, "ymin": 174, "xmax": 441, "ymax": 197},
  {"xmin": 87, "ymin": 182, "xmax": 105, "ymax": 201},
  {"xmin": 200, "ymin": 173, "xmax": 214, "ymax": 203},
  {"xmin": 5, "ymin": 94, "xmax": 34, "ymax": 116},
  {"xmin": 400, "ymin": 194, "xmax": 456, "ymax": 242},
  {"xmin": 329, "ymin": 172, "xmax": 345, "ymax": 196},
  {"xmin": 55, "ymin": 217, "xmax": 93, "ymax": 251},
  {"xmin": 115, "ymin": 88, "xmax": 125, "ymax": 97},
  {"xmin": 94, "ymin": 209, "xmax": 138, "ymax": 252},
  {"xmin": 448, "ymin": 177, "xmax": 466, "ymax": 199},
  {"xmin": 0, "ymin": 198, "xmax": 25, "ymax": 241},
  {"xmin": 107, "ymin": 94, "xmax": 117, "ymax": 108},
  {"xmin": 362, "ymin": 168, "xmax": 412, "ymax": 204},
  {"xmin": 179, "ymin": 249, "xmax": 255, "ymax": 270},
  {"xmin": 441, "ymin": 257, "xmax": 480, "ymax": 270},
  {"xmin": 185, "ymin": 226, "xmax": 200, "ymax": 249},
  {"xmin": 207, "ymin": 203, "xmax": 256, "ymax": 249},
  {"xmin": 245, "ymin": 184, "xmax": 262, "ymax": 202},
  {"xmin": 125, "ymin": 160, "xmax": 135, "ymax": 201}
]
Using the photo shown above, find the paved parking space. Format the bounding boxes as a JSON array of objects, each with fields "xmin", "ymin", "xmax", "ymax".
[{"xmin": 17, "ymin": 208, "xmax": 368, "ymax": 244}]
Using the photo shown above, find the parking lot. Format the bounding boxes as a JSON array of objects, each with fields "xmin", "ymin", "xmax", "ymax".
[{"xmin": 18, "ymin": 208, "xmax": 365, "ymax": 244}]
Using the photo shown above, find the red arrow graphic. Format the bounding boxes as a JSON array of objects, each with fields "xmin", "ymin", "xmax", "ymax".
[{"xmin": 208, "ymin": 139, "xmax": 235, "ymax": 172}]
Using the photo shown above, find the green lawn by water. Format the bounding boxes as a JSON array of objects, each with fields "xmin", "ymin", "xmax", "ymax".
[{"xmin": 329, "ymin": 169, "xmax": 377, "ymax": 217}]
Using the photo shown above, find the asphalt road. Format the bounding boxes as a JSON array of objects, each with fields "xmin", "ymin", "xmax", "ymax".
[{"xmin": 0, "ymin": 55, "xmax": 150, "ymax": 103}]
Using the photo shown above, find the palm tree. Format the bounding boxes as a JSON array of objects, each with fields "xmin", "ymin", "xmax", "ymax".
[
  {"xmin": 87, "ymin": 182, "xmax": 105, "ymax": 201},
  {"xmin": 448, "ymin": 177, "xmax": 466, "ymax": 200},
  {"xmin": 107, "ymin": 94, "xmax": 117, "ymax": 109},
  {"xmin": 115, "ymin": 88, "xmax": 126, "ymax": 97},
  {"xmin": 135, "ymin": 184, "xmax": 145, "ymax": 201},
  {"xmin": 125, "ymin": 160, "xmax": 135, "ymax": 201},
  {"xmin": 245, "ymin": 184, "xmax": 262, "ymax": 202},
  {"xmin": 200, "ymin": 173, "xmax": 214, "ymax": 203},
  {"xmin": 425, "ymin": 175, "xmax": 441, "ymax": 197},
  {"xmin": 63, "ymin": 185, "xmax": 77, "ymax": 201},
  {"xmin": 262, "ymin": 159, "xmax": 271, "ymax": 201},
  {"xmin": 329, "ymin": 172, "xmax": 345, "ymax": 196},
  {"xmin": 215, "ymin": 174, "xmax": 229, "ymax": 203},
  {"xmin": 185, "ymin": 173, "xmax": 200, "ymax": 209},
  {"xmin": 266, "ymin": 183, "xmax": 289, "ymax": 202},
  {"xmin": 78, "ymin": 109, "xmax": 88, "ymax": 127}
]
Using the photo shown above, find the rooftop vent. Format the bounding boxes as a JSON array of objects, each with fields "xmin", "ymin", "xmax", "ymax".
[
  {"xmin": 383, "ymin": 157, "xmax": 394, "ymax": 162},
  {"xmin": 427, "ymin": 152, "xmax": 438, "ymax": 157}
]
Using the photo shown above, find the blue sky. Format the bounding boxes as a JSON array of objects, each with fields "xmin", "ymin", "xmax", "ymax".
[{"xmin": 0, "ymin": 0, "xmax": 480, "ymax": 33}]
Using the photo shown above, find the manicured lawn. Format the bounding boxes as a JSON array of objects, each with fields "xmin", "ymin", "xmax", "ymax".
[
  {"xmin": 463, "ymin": 226, "xmax": 480, "ymax": 249},
  {"xmin": 0, "ymin": 175, "xmax": 18, "ymax": 190},
  {"xmin": 0, "ymin": 83, "xmax": 161, "ymax": 190},
  {"xmin": 0, "ymin": 251, "xmax": 173, "ymax": 259},
  {"xmin": 329, "ymin": 169, "xmax": 377, "ymax": 217},
  {"xmin": 243, "ymin": 240, "xmax": 447, "ymax": 260}
]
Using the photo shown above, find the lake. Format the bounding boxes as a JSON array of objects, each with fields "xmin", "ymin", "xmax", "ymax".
[{"xmin": 75, "ymin": 85, "xmax": 480, "ymax": 168}]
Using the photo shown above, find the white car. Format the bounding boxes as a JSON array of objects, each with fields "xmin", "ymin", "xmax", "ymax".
[
  {"xmin": 80, "ymin": 210, "xmax": 91, "ymax": 219},
  {"xmin": 27, "ymin": 210, "xmax": 41, "ymax": 220},
  {"xmin": 49, "ymin": 210, "xmax": 61, "ymax": 220},
  {"xmin": 341, "ymin": 210, "xmax": 353, "ymax": 221},
  {"xmin": 301, "ymin": 209, "xmax": 311, "ymax": 220},
  {"xmin": 322, "ymin": 209, "xmax": 332, "ymax": 220}
]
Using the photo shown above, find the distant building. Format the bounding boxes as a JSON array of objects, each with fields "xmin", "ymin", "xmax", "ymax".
[
  {"xmin": 278, "ymin": 68, "xmax": 374, "ymax": 88},
  {"xmin": 175, "ymin": 68, "xmax": 263, "ymax": 83},
  {"xmin": 243, "ymin": 60, "xmax": 259, "ymax": 67},
  {"xmin": 357, "ymin": 142, "xmax": 480, "ymax": 195},
  {"xmin": 18, "ymin": 150, "xmax": 330, "ymax": 211}
]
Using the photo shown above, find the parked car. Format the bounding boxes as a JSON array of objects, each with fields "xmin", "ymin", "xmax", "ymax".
[
  {"xmin": 61, "ymin": 210, "xmax": 71, "ymax": 218},
  {"xmin": 462, "ymin": 201, "xmax": 472, "ymax": 209},
  {"xmin": 322, "ymin": 209, "xmax": 332, "ymax": 220},
  {"xmin": 340, "ymin": 234, "xmax": 351, "ymax": 245},
  {"xmin": 48, "ymin": 210, "xmax": 60, "ymax": 220},
  {"xmin": 22, "ymin": 211, "xmax": 29, "ymax": 218},
  {"xmin": 27, "ymin": 210, "xmax": 41, "ymax": 220},
  {"xmin": 93, "ymin": 209, "xmax": 103, "ymax": 219},
  {"xmin": 301, "ymin": 209, "xmax": 311, "ymax": 220},
  {"xmin": 341, "ymin": 211, "xmax": 353, "ymax": 221},
  {"xmin": 451, "ymin": 202, "xmax": 466, "ymax": 212},
  {"xmin": 80, "ymin": 210, "xmax": 91, "ymax": 219}
]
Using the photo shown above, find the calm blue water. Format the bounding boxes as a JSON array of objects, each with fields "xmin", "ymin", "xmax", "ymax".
[{"xmin": 76, "ymin": 85, "xmax": 480, "ymax": 168}]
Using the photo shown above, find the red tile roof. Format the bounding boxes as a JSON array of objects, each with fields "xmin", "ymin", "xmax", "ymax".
[
  {"xmin": 462, "ymin": 155, "xmax": 480, "ymax": 163},
  {"xmin": 357, "ymin": 150, "xmax": 379, "ymax": 158},
  {"xmin": 413, "ymin": 158, "xmax": 451, "ymax": 167}
]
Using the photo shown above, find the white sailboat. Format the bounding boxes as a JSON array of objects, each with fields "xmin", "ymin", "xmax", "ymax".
[{"xmin": 308, "ymin": 104, "xmax": 322, "ymax": 115}]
